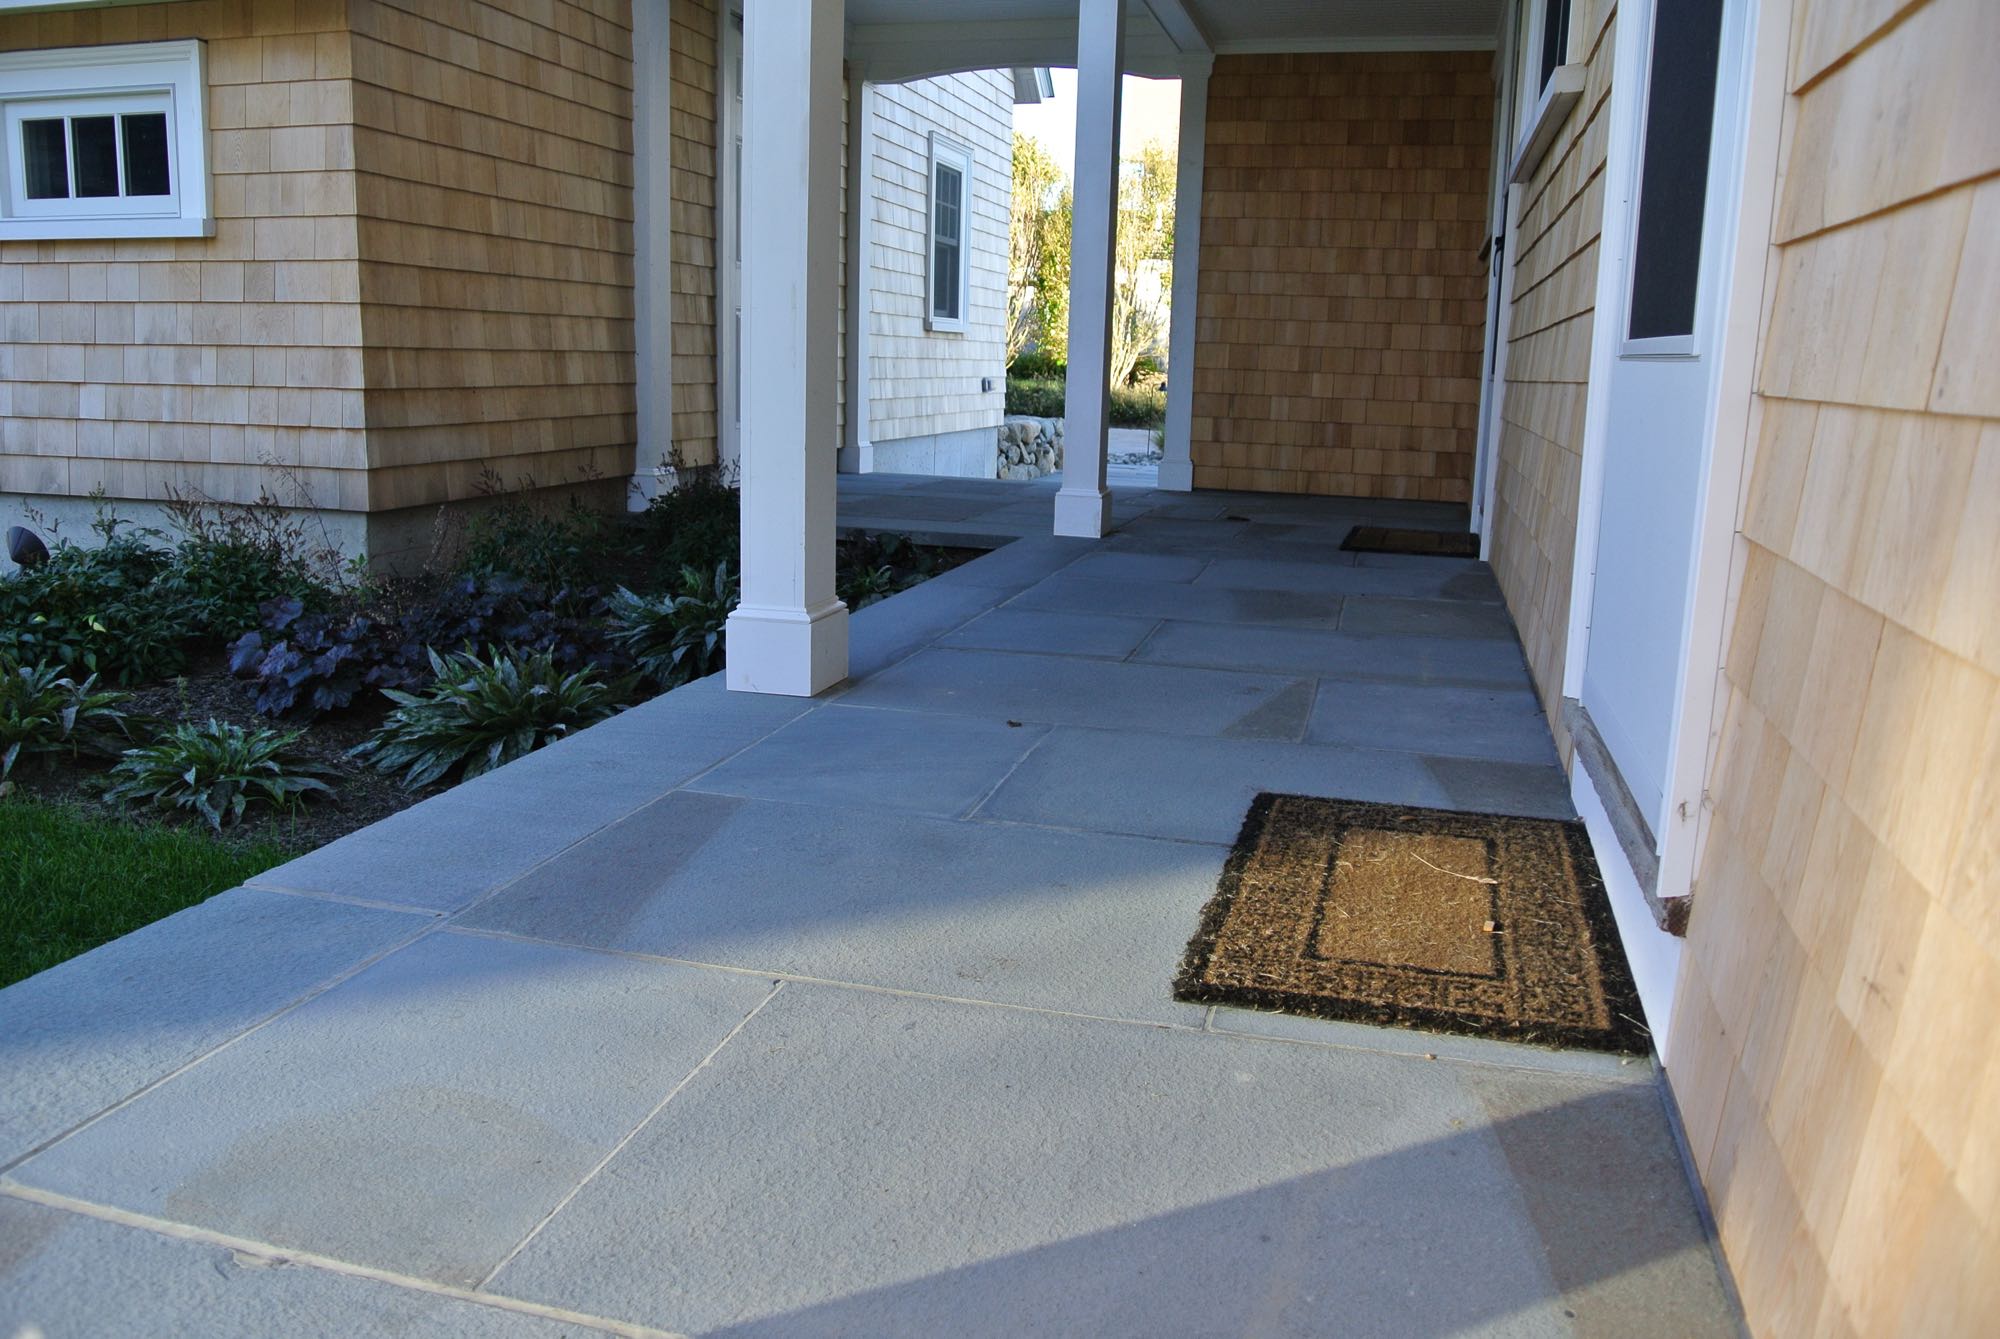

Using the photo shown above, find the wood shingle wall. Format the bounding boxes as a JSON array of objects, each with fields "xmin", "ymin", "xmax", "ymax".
[
  {"xmin": 1486, "ymin": 0, "xmax": 1617, "ymax": 762},
  {"xmin": 0, "ymin": 1, "xmax": 367, "ymax": 514},
  {"xmin": 348, "ymin": 0, "xmax": 637, "ymax": 519},
  {"xmin": 1189, "ymin": 51, "xmax": 1493, "ymax": 500},
  {"xmin": 1667, "ymin": 0, "xmax": 2000, "ymax": 1331}
]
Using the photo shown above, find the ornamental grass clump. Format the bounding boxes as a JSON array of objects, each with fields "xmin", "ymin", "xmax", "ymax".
[
  {"xmin": 352, "ymin": 646, "xmax": 619, "ymax": 788},
  {"xmin": 104, "ymin": 720, "xmax": 336, "ymax": 830},
  {"xmin": 0, "ymin": 655, "xmax": 136, "ymax": 791}
]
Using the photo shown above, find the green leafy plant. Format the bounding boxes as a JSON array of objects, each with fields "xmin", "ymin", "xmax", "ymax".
[
  {"xmin": 604, "ymin": 561, "xmax": 738, "ymax": 689},
  {"xmin": 0, "ymin": 526, "xmax": 195, "ymax": 684},
  {"xmin": 103, "ymin": 720, "xmax": 336, "ymax": 830},
  {"xmin": 640, "ymin": 450, "xmax": 742, "ymax": 580},
  {"xmin": 352, "ymin": 647, "xmax": 620, "ymax": 788},
  {"xmin": 0, "ymin": 657, "xmax": 135, "ymax": 790}
]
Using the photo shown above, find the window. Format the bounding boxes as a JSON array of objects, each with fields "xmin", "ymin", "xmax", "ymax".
[
  {"xmin": 0, "ymin": 41, "xmax": 211, "ymax": 240},
  {"xmin": 1625, "ymin": 0, "xmax": 1726, "ymax": 344},
  {"xmin": 1537, "ymin": 0, "xmax": 1573, "ymax": 92},
  {"xmin": 927, "ymin": 134, "xmax": 971, "ymax": 332}
]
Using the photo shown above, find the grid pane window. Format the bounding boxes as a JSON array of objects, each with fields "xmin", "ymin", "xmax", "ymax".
[
  {"xmin": 122, "ymin": 112, "xmax": 171, "ymax": 196},
  {"xmin": 71, "ymin": 115, "xmax": 118, "ymax": 197},
  {"xmin": 21, "ymin": 117, "xmax": 67, "ymax": 199},
  {"xmin": 932, "ymin": 162, "xmax": 963, "ymax": 321}
]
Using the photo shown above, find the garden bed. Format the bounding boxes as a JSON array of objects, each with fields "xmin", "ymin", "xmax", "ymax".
[{"xmin": 2, "ymin": 473, "xmax": 975, "ymax": 980}]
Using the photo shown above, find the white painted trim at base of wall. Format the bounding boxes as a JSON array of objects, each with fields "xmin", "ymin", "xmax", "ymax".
[{"xmin": 1573, "ymin": 764, "xmax": 1683, "ymax": 1055}]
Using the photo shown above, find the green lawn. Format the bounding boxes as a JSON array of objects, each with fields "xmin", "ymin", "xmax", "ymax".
[{"xmin": 0, "ymin": 798, "xmax": 288, "ymax": 990}]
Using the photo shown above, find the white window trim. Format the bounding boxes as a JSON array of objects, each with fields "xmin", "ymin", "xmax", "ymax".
[
  {"xmin": 0, "ymin": 40, "xmax": 212, "ymax": 241},
  {"xmin": 924, "ymin": 131, "xmax": 971, "ymax": 335}
]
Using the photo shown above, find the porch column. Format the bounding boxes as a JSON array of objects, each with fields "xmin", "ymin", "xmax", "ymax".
[
  {"xmin": 725, "ymin": 0, "xmax": 849, "ymax": 696},
  {"xmin": 630, "ymin": 0, "xmax": 674, "ymax": 505},
  {"xmin": 1158, "ymin": 53, "xmax": 1210, "ymax": 493},
  {"xmin": 839, "ymin": 71, "xmax": 876, "ymax": 474},
  {"xmin": 1054, "ymin": 0, "xmax": 1124, "ymax": 537}
]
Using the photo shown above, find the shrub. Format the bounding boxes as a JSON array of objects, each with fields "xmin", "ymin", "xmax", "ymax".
[
  {"xmin": 352, "ymin": 647, "xmax": 620, "ymax": 788},
  {"xmin": 456, "ymin": 477, "xmax": 613, "ymax": 591},
  {"xmin": 1008, "ymin": 350, "xmax": 1066, "ymax": 380},
  {"xmin": 0, "ymin": 527, "xmax": 194, "ymax": 684},
  {"xmin": 604, "ymin": 561, "xmax": 737, "ymax": 689},
  {"xmin": 641, "ymin": 456, "xmax": 741, "ymax": 579},
  {"xmin": 104, "ymin": 720, "xmax": 337, "ymax": 830},
  {"xmin": 0, "ymin": 657, "xmax": 135, "ymax": 790},
  {"xmin": 1005, "ymin": 377, "xmax": 1066, "ymax": 419},
  {"xmin": 162, "ymin": 486, "xmax": 344, "ymax": 639},
  {"xmin": 1109, "ymin": 384, "xmax": 1166, "ymax": 428},
  {"xmin": 229, "ymin": 576, "xmax": 624, "ymax": 720}
]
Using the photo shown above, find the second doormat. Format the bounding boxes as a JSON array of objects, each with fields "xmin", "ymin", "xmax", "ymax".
[
  {"xmin": 1173, "ymin": 794, "xmax": 1648, "ymax": 1053},
  {"xmin": 1341, "ymin": 526, "xmax": 1479, "ymax": 558}
]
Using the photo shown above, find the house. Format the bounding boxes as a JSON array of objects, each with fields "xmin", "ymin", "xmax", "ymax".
[{"xmin": 0, "ymin": 0, "xmax": 1992, "ymax": 1334}]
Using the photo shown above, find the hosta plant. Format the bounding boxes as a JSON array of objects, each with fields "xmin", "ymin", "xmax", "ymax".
[
  {"xmin": 604, "ymin": 561, "xmax": 737, "ymax": 689},
  {"xmin": 351, "ymin": 647, "xmax": 619, "ymax": 788},
  {"xmin": 103, "ymin": 720, "xmax": 337, "ymax": 830},
  {"xmin": 0, "ymin": 656, "xmax": 135, "ymax": 791}
]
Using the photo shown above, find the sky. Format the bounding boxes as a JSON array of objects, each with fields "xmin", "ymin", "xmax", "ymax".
[{"xmin": 1012, "ymin": 70, "xmax": 1181, "ymax": 178}]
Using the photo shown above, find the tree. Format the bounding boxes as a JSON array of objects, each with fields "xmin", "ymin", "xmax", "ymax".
[
  {"xmin": 1007, "ymin": 134, "xmax": 1071, "ymax": 364},
  {"xmin": 1109, "ymin": 139, "xmax": 1176, "ymax": 389}
]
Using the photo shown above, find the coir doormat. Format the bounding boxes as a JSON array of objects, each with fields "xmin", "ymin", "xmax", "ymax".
[
  {"xmin": 1173, "ymin": 794, "xmax": 1649, "ymax": 1053},
  {"xmin": 1340, "ymin": 526, "xmax": 1480, "ymax": 558}
]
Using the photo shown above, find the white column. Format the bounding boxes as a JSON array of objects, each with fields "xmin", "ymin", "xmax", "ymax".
[
  {"xmin": 630, "ymin": 0, "xmax": 674, "ymax": 506},
  {"xmin": 1158, "ymin": 54, "xmax": 1210, "ymax": 493},
  {"xmin": 838, "ymin": 72, "xmax": 876, "ymax": 474},
  {"xmin": 1055, "ymin": 0, "xmax": 1124, "ymax": 537},
  {"xmin": 725, "ymin": 0, "xmax": 849, "ymax": 696}
]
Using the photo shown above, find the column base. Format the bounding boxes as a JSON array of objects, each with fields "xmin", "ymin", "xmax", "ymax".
[
  {"xmin": 1156, "ymin": 457, "xmax": 1194, "ymax": 492},
  {"xmin": 1053, "ymin": 485, "xmax": 1112, "ymax": 538},
  {"xmin": 724, "ymin": 600, "xmax": 850, "ymax": 696}
]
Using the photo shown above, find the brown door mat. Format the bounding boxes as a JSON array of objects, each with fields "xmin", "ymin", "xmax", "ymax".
[
  {"xmin": 1174, "ymin": 794, "xmax": 1650, "ymax": 1054},
  {"xmin": 1340, "ymin": 526, "xmax": 1480, "ymax": 558}
]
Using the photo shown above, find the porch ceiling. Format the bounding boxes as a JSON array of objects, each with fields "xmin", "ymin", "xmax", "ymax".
[{"xmin": 848, "ymin": 0, "xmax": 1502, "ymax": 82}]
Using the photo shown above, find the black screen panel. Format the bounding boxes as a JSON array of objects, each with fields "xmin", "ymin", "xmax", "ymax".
[{"xmin": 1627, "ymin": 0, "xmax": 1726, "ymax": 341}]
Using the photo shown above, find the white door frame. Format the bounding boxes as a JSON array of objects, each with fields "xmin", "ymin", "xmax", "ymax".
[
  {"xmin": 1469, "ymin": 0, "xmax": 1521, "ymax": 544},
  {"xmin": 1563, "ymin": 0, "xmax": 1790, "ymax": 917}
]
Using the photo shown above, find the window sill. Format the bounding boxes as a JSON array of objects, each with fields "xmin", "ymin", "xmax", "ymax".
[
  {"xmin": 1509, "ymin": 63, "xmax": 1586, "ymax": 184},
  {"xmin": 0, "ymin": 215, "xmax": 214, "ymax": 241},
  {"xmin": 923, "ymin": 318, "xmax": 966, "ymax": 335}
]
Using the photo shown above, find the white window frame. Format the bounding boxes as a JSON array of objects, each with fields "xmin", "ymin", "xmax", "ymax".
[
  {"xmin": 1616, "ymin": 0, "xmax": 1726, "ymax": 360},
  {"xmin": 925, "ymin": 132, "xmax": 971, "ymax": 334},
  {"xmin": 0, "ymin": 40, "xmax": 212, "ymax": 241}
]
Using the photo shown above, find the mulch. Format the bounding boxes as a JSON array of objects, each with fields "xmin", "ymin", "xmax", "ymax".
[
  {"xmin": 13, "ymin": 654, "xmax": 429, "ymax": 853},
  {"xmin": 1173, "ymin": 793, "xmax": 1651, "ymax": 1054}
]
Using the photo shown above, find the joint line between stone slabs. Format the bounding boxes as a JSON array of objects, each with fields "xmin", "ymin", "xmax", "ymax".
[
  {"xmin": 440, "ymin": 926, "xmax": 1220, "ymax": 1038},
  {"xmin": 233, "ymin": 883, "xmax": 457, "ymax": 917},
  {"xmin": 0, "ymin": 915, "xmax": 439, "ymax": 1179},
  {"xmin": 475, "ymin": 980, "xmax": 788, "ymax": 1292},
  {"xmin": 1120, "ymin": 617, "xmax": 1172, "ymax": 664},
  {"xmin": 959, "ymin": 723, "xmax": 1057, "ymax": 820},
  {"xmin": 0, "ymin": 1183, "xmax": 686, "ymax": 1339}
]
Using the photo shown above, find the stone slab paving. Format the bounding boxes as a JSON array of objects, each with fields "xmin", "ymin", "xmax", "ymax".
[{"xmin": 0, "ymin": 475, "xmax": 1741, "ymax": 1337}]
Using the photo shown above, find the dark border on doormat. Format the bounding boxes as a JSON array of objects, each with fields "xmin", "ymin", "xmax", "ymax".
[
  {"xmin": 1340, "ymin": 525, "xmax": 1480, "ymax": 558},
  {"xmin": 1172, "ymin": 793, "xmax": 1653, "ymax": 1055}
]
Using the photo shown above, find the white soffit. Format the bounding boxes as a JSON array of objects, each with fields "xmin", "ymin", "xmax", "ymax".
[{"xmin": 1179, "ymin": 0, "xmax": 1501, "ymax": 51}]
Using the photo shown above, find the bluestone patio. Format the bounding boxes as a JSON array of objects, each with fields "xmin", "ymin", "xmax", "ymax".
[{"xmin": 0, "ymin": 479, "xmax": 1741, "ymax": 1337}]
